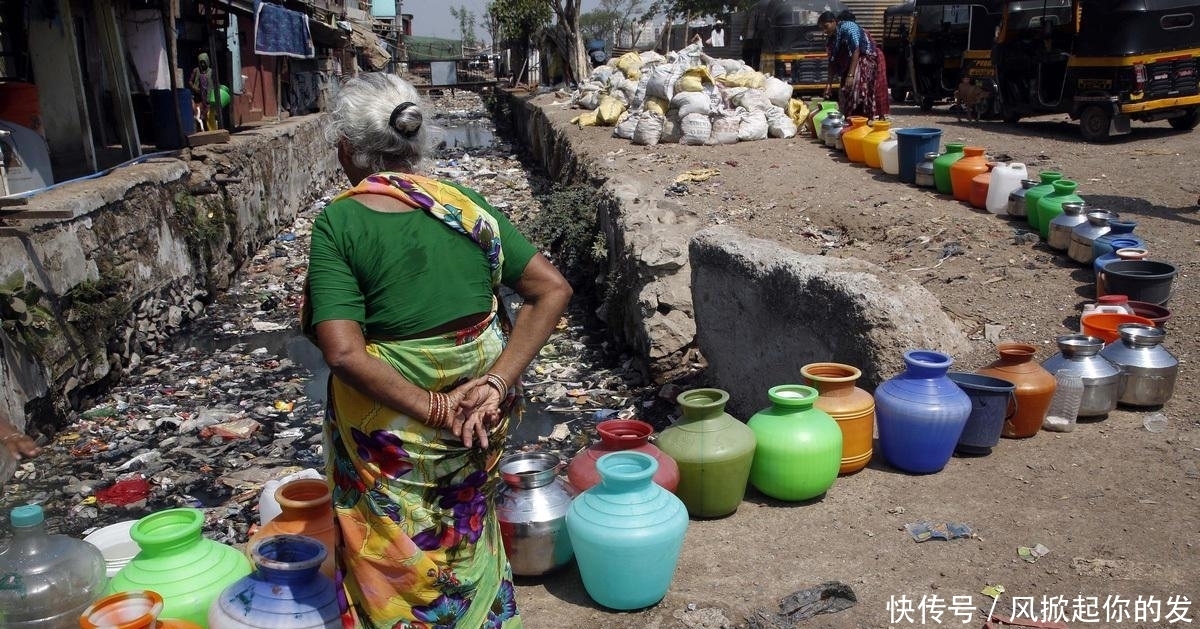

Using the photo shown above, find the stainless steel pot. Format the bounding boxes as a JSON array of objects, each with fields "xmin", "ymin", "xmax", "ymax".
[
  {"xmin": 1099, "ymin": 323, "xmax": 1178, "ymax": 407},
  {"xmin": 915, "ymin": 152, "xmax": 938, "ymax": 187},
  {"xmin": 1007, "ymin": 179, "xmax": 1037, "ymax": 218},
  {"xmin": 495, "ymin": 452, "xmax": 577, "ymax": 576},
  {"xmin": 1068, "ymin": 210, "xmax": 1117, "ymax": 264},
  {"xmin": 822, "ymin": 112, "xmax": 846, "ymax": 148},
  {"xmin": 1047, "ymin": 202, "xmax": 1088, "ymax": 251},
  {"xmin": 1041, "ymin": 335, "xmax": 1123, "ymax": 418}
]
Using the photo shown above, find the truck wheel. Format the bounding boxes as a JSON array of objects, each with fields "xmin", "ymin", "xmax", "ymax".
[
  {"xmin": 920, "ymin": 97, "xmax": 934, "ymax": 112},
  {"xmin": 1168, "ymin": 107, "xmax": 1200, "ymax": 130},
  {"xmin": 891, "ymin": 87, "xmax": 908, "ymax": 103},
  {"xmin": 1079, "ymin": 106, "xmax": 1113, "ymax": 143}
]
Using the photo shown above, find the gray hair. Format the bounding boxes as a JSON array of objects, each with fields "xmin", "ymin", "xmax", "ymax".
[{"xmin": 327, "ymin": 73, "xmax": 435, "ymax": 172}]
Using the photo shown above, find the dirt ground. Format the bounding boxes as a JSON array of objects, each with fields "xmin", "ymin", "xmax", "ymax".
[{"xmin": 513, "ymin": 100, "xmax": 1199, "ymax": 628}]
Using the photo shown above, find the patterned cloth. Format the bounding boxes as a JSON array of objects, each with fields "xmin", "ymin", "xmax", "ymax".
[
  {"xmin": 829, "ymin": 21, "xmax": 890, "ymax": 120},
  {"xmin": 318, "ymin": 173, "xmax": 523, "ymax": 629}
]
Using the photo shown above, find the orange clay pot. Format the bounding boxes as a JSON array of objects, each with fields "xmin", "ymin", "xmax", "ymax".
[
  {"xmin": 801, "ymin": 362, "xmax": 875, "ymax": 474},
  {"xmin": 976, "ymin": 343, "xmax": 1056, "ymax": 438},
  {"xmin": 949, "ymin": 146, "xmax": 989, "ymax": 202}
]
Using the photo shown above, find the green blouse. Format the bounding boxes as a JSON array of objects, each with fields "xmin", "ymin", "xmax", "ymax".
[{"xmin": 305, "ymin": 182, "xmax": 537, "ymax": 338}]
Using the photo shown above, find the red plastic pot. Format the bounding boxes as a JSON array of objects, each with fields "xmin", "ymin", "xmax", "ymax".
[{"xmin": 566, "ymin": 419, "xmax": 680, "ymax": 494}]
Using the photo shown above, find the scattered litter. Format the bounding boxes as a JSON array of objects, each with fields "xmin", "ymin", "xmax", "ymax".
[
  {"xmin": 675, "ymin": 168, "xmax": 721, "ymax": 184},
  {"xmin": 1017, "ymin": 543, "xmax": 1050, "ymax": 563},
  {"xmin": 904, "ymin": 521, "xmax": 975, "ymax": 542},
  {"xmin": 674, "ymin": 606, "xmax": 734, "ymax": 629},
  {"xmin": 745, "ymin": 581, "xmax": 858, "ymax": 629},
  {"xmin": 95, "ymin": 477, "xmax": 152, "ymax": 507},
  {"xmin": 981, "ymin": 584, "xmax": 1006, "ymax": 599}
]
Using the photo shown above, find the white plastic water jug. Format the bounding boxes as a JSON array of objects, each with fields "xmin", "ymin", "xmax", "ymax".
[
  {"xmin": 879, "ymin": 131, "xmax": 901, "ymax": 176},
  {"xmin": 985, "ymin": 162, "xmax": 1028, "ymax": 215}
]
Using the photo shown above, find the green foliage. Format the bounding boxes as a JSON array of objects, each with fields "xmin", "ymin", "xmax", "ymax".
[
  {"xmin": 581, "ymin": 9, "xmax": 621, "ymax": 40},
  {"xmin": 63, "ymin": 274, "xmax": 130, "ymax": 331},
  {"xmin": 489, "ymin": 0, "xmax": 553, "ymax": 42},
  {"xmin": 642, "ymin": 0, "xmax": 755, "ymax": 19},
  {"xmin": 0, "ymin": 272, "xmax": 55, "ymax": 355},
  {"xmin": 450, "ymin": 5, "xmax": 479, "ymax": 47},
  {"xmin": 525, "ymin": 185, "xmax": 606, "ymax": 280}
]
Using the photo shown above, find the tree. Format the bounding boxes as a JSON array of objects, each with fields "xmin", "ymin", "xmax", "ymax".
[
  {"xmin": 546, "ymin": 0, "xmax": 588, "ymax": 86},
  {"xmin": 580, "ymin": 9, "xmax": 620, "ymax": 41},
  {"xmin": 490, "ymin": 0, "xmax": 552, "ymax": 84},
  {"xmin": 599, "ymin": 0, "xmax": 649, "ymax": 48},
  {"xmin": 449, "ymin": 6, "xmax": 479, "ymax": 49},
  {"xmin": 642, "ymin": 0, "xmax": 756, "ymax": 19}
]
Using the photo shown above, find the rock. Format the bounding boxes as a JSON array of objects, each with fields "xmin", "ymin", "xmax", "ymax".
[{"xmin": 689, "ymin": 226, "xmax": 971, "ymax": 417}]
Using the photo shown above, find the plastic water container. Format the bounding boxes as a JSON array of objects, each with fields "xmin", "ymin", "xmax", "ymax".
[
  {"xmin": 1081, "ymin": 295, "xmax": 1136, "ymax": 332},
  {"xmin": 985, "ymin": 162, "xmax": 1028, "ymax": 214},
  {"xmin": 1043, "ymin": 370, "xmax": 1084, "ymax": 432},
  {"xmin": 0, "ymin": 505, "xmax": 108, "ymax": 629},
  {"xmin": 258, "ymin": 468, "xmax": 324, "ymax": 525},
  {"xmin": 879, "ymin": 132, "xmax": 901, "ymax": 176}
]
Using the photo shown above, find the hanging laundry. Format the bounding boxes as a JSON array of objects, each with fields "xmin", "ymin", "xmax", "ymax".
[{"xmin": 254, "ymin": 2, "xmax": 315, "ymax": 58}]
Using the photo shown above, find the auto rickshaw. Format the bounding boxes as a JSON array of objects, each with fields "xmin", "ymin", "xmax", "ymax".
[
  {"xmin": 992, "ymin": 0, "xmax": 1200, "ymax": 141},
  {"xmin": 882, "ymin": 1, "xmax": 916, "ymax": 101},
  {"xmin": 746, "ymin": 0, "xmax": 849, "ymax": 95},
  {"xmin": 908, "ymin": 0, "xmax": 1004, "ymax": 111}
]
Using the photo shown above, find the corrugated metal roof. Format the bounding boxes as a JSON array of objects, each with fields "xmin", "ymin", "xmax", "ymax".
[{"xmin": 840, "ymin": 0, "xmax": 898, "ymax": 36}]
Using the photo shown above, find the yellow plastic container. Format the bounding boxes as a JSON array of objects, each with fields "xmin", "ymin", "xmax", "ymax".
[
  {"xmin": 861, "ymin": 120, "xmax": 893, "ymax": 169},
  {"xmin": 842, "ymin": 117, "xmax": 872, "ymax": 163}
]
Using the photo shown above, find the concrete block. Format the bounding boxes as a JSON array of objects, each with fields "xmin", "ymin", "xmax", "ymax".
[{"xmin": 689, "ymin": 226, "xmax": 970, "ymax": 418}]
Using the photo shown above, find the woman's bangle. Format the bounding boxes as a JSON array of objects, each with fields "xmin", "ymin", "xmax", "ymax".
[
  {"xmin": 427, "ymin": 390, "xmax": 449, "ymax": 429},
  {"xmin": 484, "ymin": 373, "xmax": 509, "ymax": 398}
]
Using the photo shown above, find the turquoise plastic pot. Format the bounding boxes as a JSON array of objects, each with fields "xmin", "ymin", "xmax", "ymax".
[{"xmin": 566, "ymin": 452, "xmax": 689, "ymax": 610}]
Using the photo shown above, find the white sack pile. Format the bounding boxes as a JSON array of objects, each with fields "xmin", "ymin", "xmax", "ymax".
[{"xmin": 570, "ymin": 42, "xmax": 811, "ymax": 146}]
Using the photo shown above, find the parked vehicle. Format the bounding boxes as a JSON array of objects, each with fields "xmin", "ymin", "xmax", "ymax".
[
  {"xmin": 881, "ymin": 1, "xmax": 916, "ymax": 101},
  {"xmin": 745, "ymin": 0, "xmax": 850, "ymax": 95},
  {"xmin": 908, "ymin": 0, "xmax": 1004, "ymax": 111},
  {"xmin": 992, "ymin": 0, "xmax": 1200, "ymax": 141}
]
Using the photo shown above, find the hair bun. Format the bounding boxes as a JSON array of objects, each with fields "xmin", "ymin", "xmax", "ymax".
[{"xmin": 389, "ymin": 102, "xmax": 422, "ymax": 138}]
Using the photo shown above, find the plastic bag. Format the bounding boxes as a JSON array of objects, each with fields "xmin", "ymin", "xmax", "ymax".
[
  {"xmin": 613, "ymin": 112, "xmax": 639, "ymax": 139},
  {"xmin": 596, "ymin": 95, "xmax": 627, "ymax": 126},
  {"xmin": 576, "ymin": 86, "xmax": 601, "ymax": 110},
  {"xmin": 680, "ymin": 112, "xmax": 712, "ymax": 145},
  {"xmin": 632, "ymin": 112, "xmax": 665, "ymax": 146},
  {"xmin": 731, "ymin": 88, "xmax": 773, "ymax": 113},
  {"xmin": 645, "ymin": 64, "xmax": 677, "ymax": 101},
  {"xmin": 709, "ymin": 109, "xmax": 741, "ymax": 145},
  {"xmin": 766, "ymin": 106, "xmax": 798, "ymax": 138},
  {"xmin": 616, "ymin": 51, "xmax": 644, "ymax": 79},
  {"xmin": 644, "ymin": 96, "xmax": 670, "ymax": 117},
  {"xmin": 676, "ymin": 66, "xmax": 714, "ymax": 92},
  {"xmin": 572, "ymin": 110, "xmax": 600, "ymax": 127},
  {"xmin": 763, "ymin": 76, "xmax": 794, "ymax": 108},
  {"xmin": 738, "ymin": 109, "xmax": 769, "ymax": 142},
  {"xmin": 786, "ymin": 98, "xmax": 810, "ymax": 127},
  {"xmin": 660, "ymin": 115, "xmax": 682, "ymax": 144},
  {"xmin": 716, "ymin": 70, "xmax": 765, "ymax": 89},
  {"xmin": 671, "ymin": 91, "xmax": 711, "ymax": 118}
]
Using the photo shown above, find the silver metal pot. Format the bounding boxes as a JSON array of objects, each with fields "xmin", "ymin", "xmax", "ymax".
[
  {"xmin": 1068, "ymin": 210, "xmax": 1117, "ymax": 264},
  {"xmin": 822, "ymin": 112, "xmax": 846, "ymax": 148},
  {"xmin": 1042, "ymin": 335, "xmax": 1123, "ymax": 418},
  {"xmin": 1099, "ymin": 323, "xmax": 1178, "ymax": 407},
  {"xmin": 1047, "ymin": 202, "xmax": 1088, "ymax": 251},
  {"xmin": 495, "ymin": 452, "xmax": 577, "ymax": 576},
  {"xmin": 1007, "ymin": 179, "xmax": 1037, "ymax": 218},
  {"xmin": 915, "ymin": 152, "xmax": 938, "ymax": 187}
]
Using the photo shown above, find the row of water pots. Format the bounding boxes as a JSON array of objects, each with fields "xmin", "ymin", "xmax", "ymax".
[
  {"xmin": 0, "ymin": 503, "xmax": 344, "ymax": 629},
  {"xmin": 814, "ymin": 106, "xmax": 1178, "ymax": 311},
  {"xmin": 496, "ymin": 331, "xmax": 1178, "ymax": 596}
]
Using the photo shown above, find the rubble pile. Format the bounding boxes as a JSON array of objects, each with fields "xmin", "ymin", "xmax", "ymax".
[
  {"xmin": 0, "ymin": 93, "xmax": 671, "ymax": 547},
  {"xmin": 567, "ymin": 43, "xmax": 811, "ymax": 146}
]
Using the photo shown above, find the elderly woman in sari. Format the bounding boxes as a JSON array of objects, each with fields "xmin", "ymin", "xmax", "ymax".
[
  {"xmin": 820, "ymin": 10, "xmax": 891, "ymax": 120},
  {"xmin": 305, "ymin": 72, "xmax": 572, "ymax": 628}
]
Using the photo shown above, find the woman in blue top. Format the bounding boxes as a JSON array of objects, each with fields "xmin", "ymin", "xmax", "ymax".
[{"xmin": 820, "ymin": 10, "xmax": 890, "ymax": 120}]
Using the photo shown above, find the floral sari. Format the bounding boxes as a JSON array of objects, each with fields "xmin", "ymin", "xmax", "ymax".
[
  {"xmin": 319, "ymin": 173, "xmax": 523, "ymax": 629},
  {"xmin": 830, "ymin": 21, "xmax": 891, "ymax": 120}
]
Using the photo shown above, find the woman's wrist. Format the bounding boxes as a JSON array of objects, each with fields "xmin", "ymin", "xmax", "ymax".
[{"xmin": 484, "ymin": 373, "xmax": 509, "ymax": 398}]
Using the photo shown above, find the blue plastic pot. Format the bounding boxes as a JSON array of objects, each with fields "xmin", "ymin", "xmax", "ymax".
[
  {"xmin": 874, "ymin": 350, "xmax": 972, "ymax": 474},
  {"xmin": 947, "ymin": 372, "xmax": 1016, "ymax": 456},
  {"xmin": 895, "ymin": 128, "xmax": 943, "ymax": 184}
]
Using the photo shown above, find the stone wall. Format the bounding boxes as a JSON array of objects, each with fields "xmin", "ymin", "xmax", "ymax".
[
  {"xmin": 497, "ymin": 92, "xmax": 703, "ymax": 384},
  {"xmin": 0, "ymin": 115, "xmax": 340, "ymax": 433}
]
